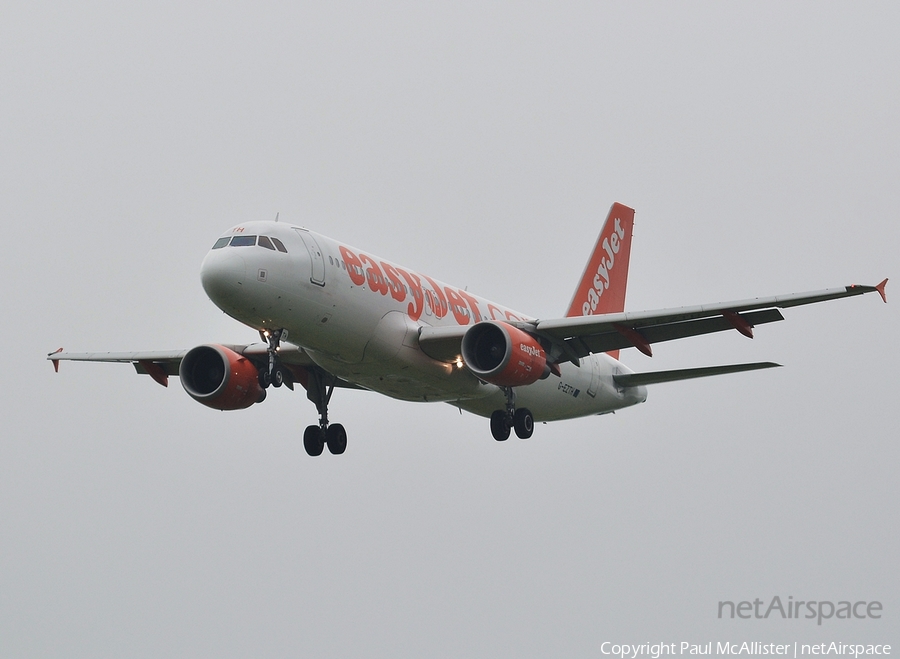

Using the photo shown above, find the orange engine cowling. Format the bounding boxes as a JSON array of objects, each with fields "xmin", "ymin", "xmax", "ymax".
[
  {"xmin": 461, "ymin": 321, "xmax": 550, "ymax": 387},
  {"xmin": 179, "ymin": 344, "xmax": 264, "ymax": 410}
]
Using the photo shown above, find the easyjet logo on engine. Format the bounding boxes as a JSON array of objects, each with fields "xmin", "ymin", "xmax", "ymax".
[
  {"xmin": 582, "ymin": 218, "xmax": 626, "ymax": 315},
  {"xmin": 519, "ymin": 343, "xmax": 543, "ymax": 358}
]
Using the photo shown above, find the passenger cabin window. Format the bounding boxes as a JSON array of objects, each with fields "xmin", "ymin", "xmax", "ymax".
[
  {"xmin": 230, "ymin": 235, "xmax": 257, "ymax": 247},
  {"xmin": 258, "ymin": 235, "xmax": 276, "ymax": 250},
  {"xmin": 212, "ymin": 237, "xmax": 230, "ymax": 249},
  {"xmin": 271, "ymin": 237, "xmax": 288, "ymax": 253}
]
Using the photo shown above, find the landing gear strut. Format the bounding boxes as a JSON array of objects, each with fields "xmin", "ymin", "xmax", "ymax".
[
  {"xmin": 303, "ymin": 367, "xmax": 347, "ymax": 456},
  {"xmin": 259, "ymin": 328, "xmax": 290, "ymax": 389},
  {"xmin": 490, "ymin": 387, "xmax": 534, "ymax": 441}
]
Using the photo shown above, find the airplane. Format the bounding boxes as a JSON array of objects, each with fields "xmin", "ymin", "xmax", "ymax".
[{"xmin": 48, "ymin": 203, "xmax": 888, "ymax": 456}]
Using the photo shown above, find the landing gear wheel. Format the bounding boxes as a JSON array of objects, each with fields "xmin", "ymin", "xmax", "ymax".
[
  {"xmin": 261, "ymin": 328, "xmax": 286, "ymax": 390},
  {"xmin": 303, "ymin": 425, "xmax": 325, "ymax": 456},
  {"xmin": 490, "ymin": 410, "xmax": 510, "ymax": 441},
  {"xmin": 326, "ymin": 423, "xmax": 348, "ymax": 455},
  {"xmin": 513, "ymin": 408, "xmax": 534, "ymax": 439},
  {"xmin": 303, "ymin": 367, "xmax": 344, "ymax": 457}
]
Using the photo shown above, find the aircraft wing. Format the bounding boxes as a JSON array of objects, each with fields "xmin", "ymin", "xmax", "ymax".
[
  {"xmin": 47, "ymin": 349, "xmax": 188, "ymax": 374},
  {"xmin": 45, "ymin": 343, "xmax": 364, "ymax": 389},
  {"xmin": 418, "ymin": 280, "xmax": 887, "ymax": 363},
  {"xmin": 530, "ymin": 280, "xmax": 887, "ymax": 360}
]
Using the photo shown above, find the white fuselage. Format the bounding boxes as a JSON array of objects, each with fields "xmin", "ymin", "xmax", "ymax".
[{"xmin": 200, "ymin": 221, "xmax": 647, "ymax": 422}]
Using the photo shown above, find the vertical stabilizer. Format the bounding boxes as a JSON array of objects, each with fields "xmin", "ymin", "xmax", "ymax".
[{"xmin": 565, "ymin": 202, "xmax": 635, "ymax": 358}]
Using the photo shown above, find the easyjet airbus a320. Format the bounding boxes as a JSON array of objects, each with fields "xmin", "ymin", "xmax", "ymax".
[{"xmin": 49, "ymin": 204, "xmax": 887, "ymax": 456}]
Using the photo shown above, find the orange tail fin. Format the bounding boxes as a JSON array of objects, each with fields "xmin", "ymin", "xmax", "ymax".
[{"xmin": 565, "ymin": 202, "xmax": 636, "ymax": 359}]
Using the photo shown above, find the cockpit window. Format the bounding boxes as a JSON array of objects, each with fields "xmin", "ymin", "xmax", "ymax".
[
  {"xmin": 230, "ymin": 235, "xmax": 257, "ymax": 247},
  {"xmin": 258, "ymin": 235, "xmax": 276, "ymax": 250},
  {"xmin": 212, "ymin": 237, "xmax": 230, "ymax": 249},
  {"xmin": 271, "ymin": 237, "xmax": 288, "ymax": 253}
]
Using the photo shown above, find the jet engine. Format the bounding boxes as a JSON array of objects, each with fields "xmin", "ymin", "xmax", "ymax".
[
  {"xmin": 179, "ymin": 344, "xmax": 265, "ymax": 410},
  {"xmin": 461, "ymin": 321, "xmax": 550, "ymax": 387}
]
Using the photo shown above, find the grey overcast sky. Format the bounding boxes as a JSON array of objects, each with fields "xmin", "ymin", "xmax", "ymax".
[{"xmin": 2, "ymin": 2, "xmax": 898, "ymax": 656}]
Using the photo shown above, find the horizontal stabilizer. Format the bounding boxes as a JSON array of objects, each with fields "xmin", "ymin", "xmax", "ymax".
[{"xmin": 613, "ymin": 361, "xmax": 781, "ymax": 387}]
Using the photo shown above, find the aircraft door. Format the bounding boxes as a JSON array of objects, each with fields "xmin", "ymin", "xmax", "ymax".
[{"xmin": 294, "ymin": 229, "xmax": 326, "ymax": 286}]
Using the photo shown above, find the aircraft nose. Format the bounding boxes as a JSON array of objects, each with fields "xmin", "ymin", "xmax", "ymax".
[{"xmin": 200, "ymin": 251, "xmax": 247, "ymax": 309}]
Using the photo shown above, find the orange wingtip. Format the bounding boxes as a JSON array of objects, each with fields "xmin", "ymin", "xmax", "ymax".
[{"xmin": 875, "ymin": 278, "xmax": 888, "ymax": 303}]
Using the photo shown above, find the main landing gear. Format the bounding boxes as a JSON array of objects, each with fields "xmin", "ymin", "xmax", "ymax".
[
  {"xmin": 490, "ymin": 387, "xmax": 534, "ymax": 441},
  {"xmin": 301, "ymin": 367, "xmax": 347, "ymax": 457},
  {"xmin": 258, "ymin": 328, "xmax": 347, "ymax": 457}
]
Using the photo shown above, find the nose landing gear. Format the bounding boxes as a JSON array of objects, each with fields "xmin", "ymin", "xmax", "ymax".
[
  {"xmin": 490, "ymin": 387, "xmax": 534, "ymax": 441},
  {"xmin": 258, "ymin": 328, "xmax": 292, "ymax": 389}
]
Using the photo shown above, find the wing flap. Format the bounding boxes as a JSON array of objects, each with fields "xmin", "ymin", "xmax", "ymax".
[
  {"xmin": 614, "ymin": 362, "xmax": 781, "ymax": 387},
  {"xmin": 236, "ymin": 343, "xmax": 315, "ymax": 366},
  {"xmin": 133, "ymin": 360, "xmax": 181, "ymax": 377},
  {"xmin": 417, "ymin": 325, "xmax": 467, "ymax": 362},
  {"xmin": 570, "ymin": 309, "xmax": 784, "ymax": 358}
]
